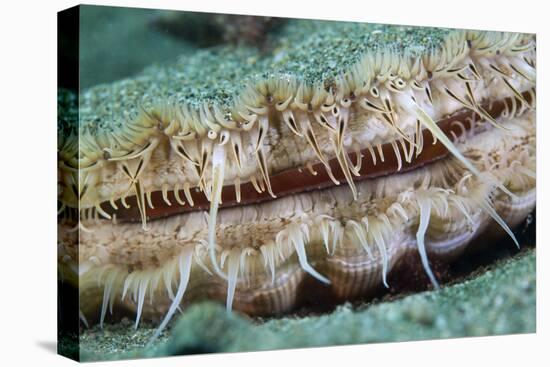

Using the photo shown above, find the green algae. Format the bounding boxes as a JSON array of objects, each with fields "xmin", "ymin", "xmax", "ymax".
[
  {"xmin": 78, "ymin": 13, "xmax": 454, "ymax": 134},
  {"xmin": 57, "ymin": 89, "xmax": 78, "ymax": 138},
  {"xmin": 78, "ymin": 248, "xmax": 536, "ymax": 361},
  {"xmin": 264, "ymin": 20, "xmax": 452, "ymax": 84}
]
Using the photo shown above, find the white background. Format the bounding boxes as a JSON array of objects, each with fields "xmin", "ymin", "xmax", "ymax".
[{"xmin": 0, "ymin": 0, "xmax": 547, "ymax": 365}]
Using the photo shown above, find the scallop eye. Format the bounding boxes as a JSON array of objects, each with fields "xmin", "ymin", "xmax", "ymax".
[{"xmin": 370, "ymin": 86, "xmax": 379, "ymax": 97}]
